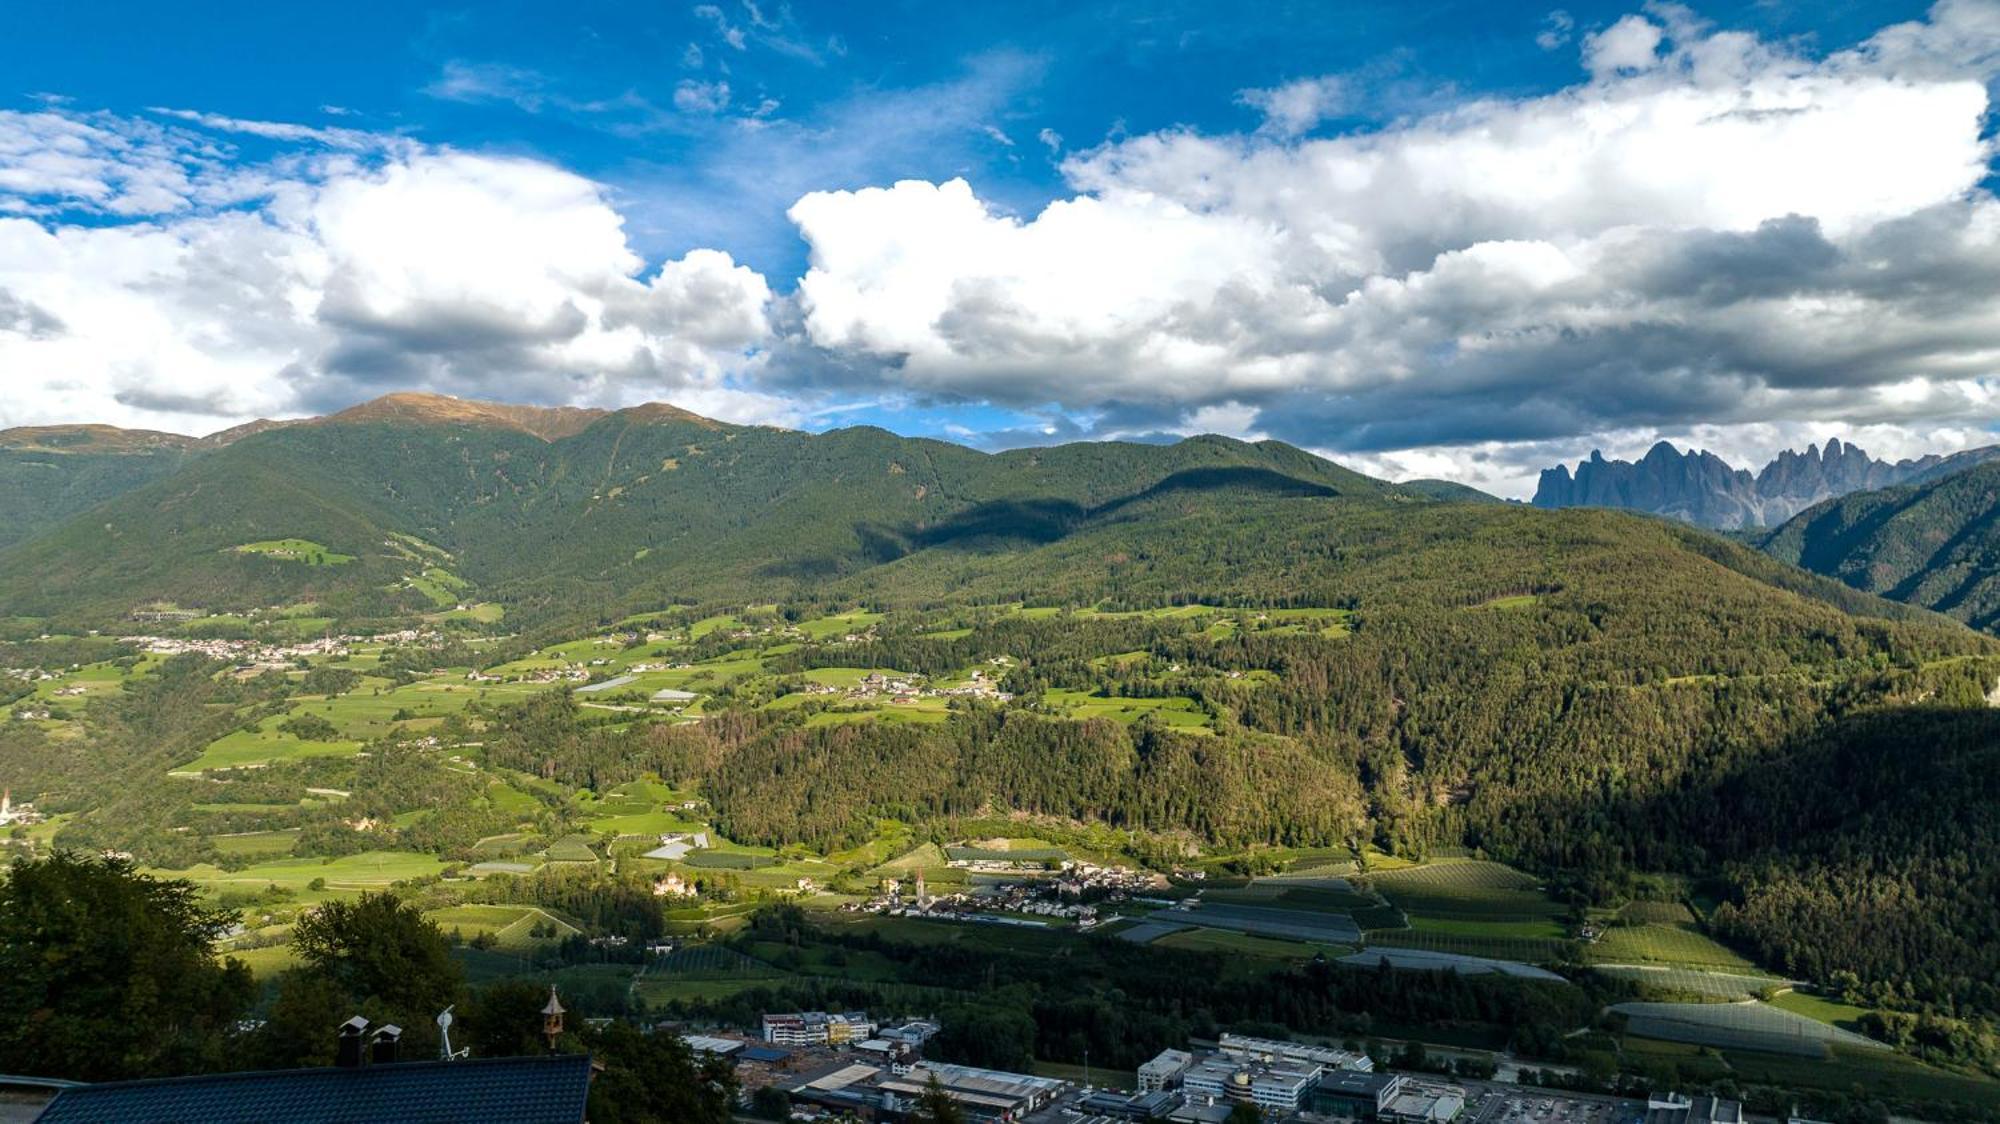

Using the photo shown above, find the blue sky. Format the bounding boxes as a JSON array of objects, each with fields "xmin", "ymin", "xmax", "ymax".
[
  {"xmin": 7, "ymin": 0, "xmax": 1931, "ymax": 273},
  {"xmin": 2, "ymin": 0, "xmax": 1996, "ymax": 495}
]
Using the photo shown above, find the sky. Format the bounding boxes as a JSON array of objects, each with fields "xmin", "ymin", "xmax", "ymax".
[{"xmin": 3, "ymin": 0, "xmax": 2000, "ymax": 497}]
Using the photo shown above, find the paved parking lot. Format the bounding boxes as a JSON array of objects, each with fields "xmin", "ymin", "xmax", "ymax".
[{"xmin": 1466, "ymin": 1083, "xmax": 1642, "ymax": 1124}]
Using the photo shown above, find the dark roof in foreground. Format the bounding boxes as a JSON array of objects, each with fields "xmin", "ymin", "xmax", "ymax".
[{"xmin": 34, "ymin": 1053, "xmax": 592, "ymax": 1124}]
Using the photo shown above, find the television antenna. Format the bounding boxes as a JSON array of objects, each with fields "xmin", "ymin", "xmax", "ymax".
[{"xmin": 436, "ymin": 1006, "xmax": 468, "ymax": 1061}]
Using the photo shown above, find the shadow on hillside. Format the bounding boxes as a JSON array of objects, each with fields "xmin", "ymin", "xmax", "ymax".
[
  {"xmin": 760, "ymin": 465, "xmax": 1343, "ymax": 578},
  {"xmin": 756, "ymin": 462, "xmax": 1336, "ymax": 576},
  {"xmin": 907, "ymin": 465, "xmax": 1340, "ymax": 552}
]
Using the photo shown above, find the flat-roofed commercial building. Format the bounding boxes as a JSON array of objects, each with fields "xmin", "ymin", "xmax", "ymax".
[
  {"xmin": 1183, "ymin": 1057, "xmax": 1321, "ymax": 1114},
  {"xmin": 788, "ymin": 1059, "xmax": 1063, "ymax": 1122},
  {"xmin": 1381, "ymin": 1078, "xmax": 1466, "ymax": 1124},
  {"xmin": 1217, "ymin": 1033, "xmax": 1374, "ymax": 1073},
  {"xmin": 1315, "ymin": 1070, "xmax": 1406, "ymax": 1119},
  {"xmin": 761, "ymin": 1010, "xmax": 876, "ymax": 1046},
  {"xmin": 1138, "ymin": 1048, "xmax": 1195, "ymax": 1092}
]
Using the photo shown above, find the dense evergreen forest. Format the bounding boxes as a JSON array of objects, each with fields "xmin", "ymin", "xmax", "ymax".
[{"xmin": 1763, "ymin": 461, "xmax": 2000, "ymax": 632}]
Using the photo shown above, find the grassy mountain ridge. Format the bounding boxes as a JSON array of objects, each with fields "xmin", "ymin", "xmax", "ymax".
[
  {"xmin": 1762, "ymin": 460, "xmax": 2000, "ymax": 631},
  {"xmin": 0, "ymin": 398, "xmax": 1406, "ymax": 624},
  {"xmin": 0, "ymin": 419, "xmax": 298, "ymax": 551}
]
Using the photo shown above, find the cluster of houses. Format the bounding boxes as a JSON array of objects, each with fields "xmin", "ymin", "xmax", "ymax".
[
  {"xmin": 468, "ymin": 666, "xmax": 589, "ymax": 685},
  {"xmin": 121, "ymin": 629, "xmax": 435, "ymax": 672},
  {"xmin": 852, "ymin": 861, "xmax": 1167, "ymax": 928},
  {"xmin": 0, "ymin": 789, "xmax": 43, "ymax": 827},
  {"xmin": 797, "ymin": 667, "xmax": 1012, "ymax": 706}
]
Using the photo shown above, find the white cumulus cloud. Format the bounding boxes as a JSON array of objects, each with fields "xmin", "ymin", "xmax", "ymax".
[
  {"xmin": 775, "ymin": 0, "xmax": 2000, "ymax": 495},
  {"xmin": 0, "ymin": 111, "xmax": 780, "ymax": 432}
]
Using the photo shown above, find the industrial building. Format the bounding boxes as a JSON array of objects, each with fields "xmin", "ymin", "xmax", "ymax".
[
  {"xmin": 1137, "ymin": 1048, "xmax": 1194, "ymax": 1092},
  {"xmin": 1315, "ymin": 1070, "xmax": 1407, "ymax": 1118},
  {"xmin": 761, "ymin": 1010, "xmax": 876, "ymax": 1047},
  {"xmin": 1216, "ymin": 1033, "xmax": 1374, "ymax": 1073},
  {"xmin": 788, "ymin": 1059, "xmax": 1065, "ymax": 1122},
  {"xmin": 1181, "ymin": 1056, "xmax": 1322, "ymax": 1113},
  {"xmin": 1646, "ymin": 1092, "xmax": 1743, "ymax": 1124}
]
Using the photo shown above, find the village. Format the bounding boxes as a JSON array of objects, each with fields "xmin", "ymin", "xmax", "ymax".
[
  {"xmin": 850, "ymin": 861, "xmax": 1167, "ymax": 928},
  {"xmin": 117, "ymin": 629, "xmax": 439, "ymax": 672}
]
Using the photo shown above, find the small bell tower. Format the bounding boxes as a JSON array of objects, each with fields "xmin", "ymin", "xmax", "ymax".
[{"xmin": 541, "ymin": 986, "xmax": 566, "ymax": 1052}]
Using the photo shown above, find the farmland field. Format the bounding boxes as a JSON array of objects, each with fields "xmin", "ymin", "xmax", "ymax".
[
  {"xmin": 156, "ymin": 851, "xmax": 449, "ymax": 900},
  {"xmin": 1611, "ymin": 1000, "xmax": 1885, "ymax": 1057},
  {"xmin": 680, "ymin": 850, "xmax": 777, "ymax": 870},
  {"xmin": 1595, "ymin": 964, "xmax": 1785, "ymax": 1000},
  {"xmin": 1342, "ymin": 947, "xmax": 1565, "ymax": 980},
  {"xmin": 426, "ymin": 904, "xmax": 580, "ymax": 951},
  {"xmin": 1155, "ymin": 901, "xmax": 1363, "ymax": 944},
  {"xmin": 1363, "ymin": 860, "xmax": 1564, "ymax": 919},
  {"xmin": 174, "ymin": 714, "xmax": 362, "ymax": 773},
  {"xmin": 1587, "ymin": 923, "xmax": 1756, "ymax": 970},
  {"xmin": 1366, "ymin": 928, "xmax": 1570, "ymax": 963},
  {"xmin": 1152, "ymin": 927, "xmax": 1353, "ymax": 959}
]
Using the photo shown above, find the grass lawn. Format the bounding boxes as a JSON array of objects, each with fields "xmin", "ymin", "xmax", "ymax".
[
  {"xmin": 235, "ymin": 539, "xmax": 355, "ymax": 565},
  {"xmin": 224, "ymin": 944, "xmax": 301, "ymax": 978},
  {"xmin": 1153, "ymin": 927, "xmax": 1352, "ymax": 960},
  {"xmin": 805, "ymin": 704, "xmax": 951, "ymax": 727},
  {"xmin": 1032, "ymin": 1060, "xmax": 1139, "ymax": 1091},
  {"xmin": 175, "ymin": 715, "xmax": 363, "ymax": 773},
  {"xmin": 796, "ymin": 611, "xmax": 886, "ymax": 640},
  {"xmin": 426, "ymin": 904, "xmax": 580, "ymax": 951},
  {"xmin": 1768, "ymin": 988, "xmax": 1873, "ymax": 1033},
  {"xmin": 1043, "ymin": 689, "xmax": 1211, "ymax": 730},
  {"xmin": 159, "ymin": 851, "xmax": 449, "ymax": 902},
  {"xmin": 212, "ymin": 829, "xmax": 302, "ymax": 857}
]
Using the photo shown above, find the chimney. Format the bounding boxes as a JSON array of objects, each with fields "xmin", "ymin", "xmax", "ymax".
[
  {"xmin": 372, "ymin": 1024, "xmax": 403, "ymax": 1065},
  {"xmin": 336, "ymin": 1016, "xmax": 371, "ymax": 1068}
]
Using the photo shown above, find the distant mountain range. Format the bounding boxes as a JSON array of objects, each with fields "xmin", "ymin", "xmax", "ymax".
[
  {"xmin": 1763, "ymin": 459, "xmax": 2000, "ymax": 632},
  {"xmin": 1532, "ymin": 438, "xmax": 2000, "ymax": 530}
]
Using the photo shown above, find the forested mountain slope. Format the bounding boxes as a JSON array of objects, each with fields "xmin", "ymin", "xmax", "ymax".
[
  {"xmin": 0, "ymin": 425, "xmax": 204, "ymax": 550},
  {"xmin": 0, "ymin": 394, "xmax": 1401, "ymax": 625},
  {"xmin": 1762, "ymin": 461, "xmax": 2000, "ymax": 631}
]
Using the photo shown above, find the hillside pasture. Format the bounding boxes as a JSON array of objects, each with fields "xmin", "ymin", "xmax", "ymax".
[
  {"xmin": 234, "ymin": 539, "xmax": 355, "ymax": 566},
  {"xmin": 426, "ymin": 904, "xmax": 580, "ymax": 951},
  {"xmin": 174, "ymin": 714, "xmax": 363, "ymax": 773},
  {"xmin": 1042, "ymin": 688, "xmax": 1211, "ymax": 730}
]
